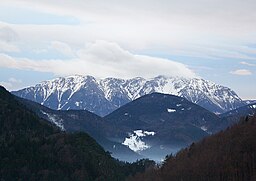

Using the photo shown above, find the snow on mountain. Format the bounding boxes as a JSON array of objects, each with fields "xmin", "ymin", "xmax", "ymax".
[
  {"xmin": 244, "ymin": 100, "xmax": 256, "ymax": 105},
  {"xmin": 122, "ymin": 130, "xmax": 155, "ymax": 152},
  {"xmin": 12, "ymin": 75, "xmax": 245, "ymax": 116},
  {"xmin": 220, "ymin": 102, "xmax": 256, "ymax": 118},
  {"xmin": 167, "ymin": 108, "xmax": 176, "ymax": 113},
  {"xmin": 41, "ymin": 110, "xmax": 65, "ymax": 131}
]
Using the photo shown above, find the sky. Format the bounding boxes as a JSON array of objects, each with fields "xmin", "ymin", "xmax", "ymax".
[{"xmin": 0, "ymin": 0, "xmax": 256, "ymax": 100}]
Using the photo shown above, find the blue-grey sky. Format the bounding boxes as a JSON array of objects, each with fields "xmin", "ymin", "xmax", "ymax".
[{"xmin": 0, "ymin": 0, "xmax": 256, "ymax": 99}]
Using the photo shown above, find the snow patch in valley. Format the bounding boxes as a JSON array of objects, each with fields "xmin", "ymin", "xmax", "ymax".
[
  {"xmin": 41, "ymin": 111, "xmax": 65, "ymax": 131},
  {"xmin": 75, "ymin": 101, "xmax": 80, "ymax": 107},
  {"xmin": 200, "ymin": 126, "xmax": 208, "ymax": 132},
  {"xmin": 167, "ymin": 108, "xmax": 176, "ymax": 113},
  {"xmin": 122, "ymin": 130, "xmax": 155, "ymax": 152},
  {"xmin": 144, "ymin": 131, "xmax": 155, "ymax": 136}
]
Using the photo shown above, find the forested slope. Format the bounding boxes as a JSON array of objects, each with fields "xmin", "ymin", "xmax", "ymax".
[
  {"xmin": 0, "ymin": 86, "xmax": 141, "ymax": 180},
  {"xmin": 130, "ymin": 115, "xmax": 256, "ymax": 181}
]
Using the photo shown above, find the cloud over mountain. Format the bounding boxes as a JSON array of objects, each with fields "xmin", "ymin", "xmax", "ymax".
[{"xmin": 0, "ymin": 40, "xmax": 196, "ymax": 78}]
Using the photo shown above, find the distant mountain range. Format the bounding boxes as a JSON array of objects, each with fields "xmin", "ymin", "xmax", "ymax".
[
  {"xmin": 244, "ymin": 100, "xmax": 256, "ymax": 105},
  {"xmin": 12, "ymin": 75, "xmax": 245, "ymax": 116},
  {"xmin": 220, "ymin": 102, "xmax": 256, "ymax": 125}
]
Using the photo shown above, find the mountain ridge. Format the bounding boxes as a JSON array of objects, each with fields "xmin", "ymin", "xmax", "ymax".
[
  {"xmin": 14, "ymin": 91, "xmax": 228, "ymax": 162},
  {"xmin": 103, "ymin": 92, "xmax": 226, "ymax": 161},
  {"xmin": 12, "ymin": 75, "xmax": 245, "ymax": 116},
  {"xmin": 15, "ymin": 96, "xmax": 142, "ymax": 162}
]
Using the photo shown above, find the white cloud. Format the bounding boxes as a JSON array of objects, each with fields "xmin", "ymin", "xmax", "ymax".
[
  {"xmin": 0, "ymin": 1, "xmax": 255, "ymax": 99},
  {"xmin": 1, "ymin": 1, "xmax": 256, "ymax": 60},
  {"xmin": 0, "ymin": 77, "xmax": 23, "ymax": 90},
  {"xmin": 50, "ymin": 41, "xmax": 75, "ymax": 57},
  {"xmin": 0, "ymin": 41, "xmax": 196, "ymax": 78},
  {"xmin": 0, "ymin": 25, "xmax": 20, "ymax": 52},
  {"xmin": 9, "ymin": 77, "xmax": 23, "ymax": 84},
  {"xmin": 0, "ymin": 25, "xmax": 18, "ymax": 42},
  {"xmin": 33, "ymin": 49, "xmax": 48, "ymax": 54},
  {"xmin": 0, "ymin": 41, "xmax": 20, "ymax": 52},
  {"xmin": 230, "ymin": 69, "xmax": 252, "ymax": 76},
  {"xmin": 240, "ymin": 61, "xmax": 256, "ymax": 67},
  {"xmin": 0, "ymin": 81, "xmax": 12, "ymax": 90}
]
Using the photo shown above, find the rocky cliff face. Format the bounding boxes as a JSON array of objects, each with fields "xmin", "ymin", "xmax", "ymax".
[{"xmin": 12, "ymin": 75, "xmax": 245, "ymax": 116}]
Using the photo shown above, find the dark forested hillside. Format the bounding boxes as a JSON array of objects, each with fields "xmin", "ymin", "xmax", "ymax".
[
  {"xmin": 15, "ymin": 96, "xmax": 142, "ymax": 162},
  {"xmin": 130, "ymin": 115, "xmax": 256, "ymax": 181},
  {"xmin": 0, "ymin": 86, "xmax": 149, "ymax": 180}
]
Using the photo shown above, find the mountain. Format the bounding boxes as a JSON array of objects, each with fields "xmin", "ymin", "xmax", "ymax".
[
  {"xmin": 16, "ymin": 97, "xmax": 142, "ymax": 162},
  {"xmin": 103, "ymin": 93, "xmax": 225, "ymax": 161},
  {"xmin": 12, "ymin": 75, "xmax": 245, "ymax": 116},
  {"xmin": 221, "ymin": 102, "xmax": 256, "ymax": 118},
  {"xmin": 244, "ymin": 99, "xmax": 256, "ymax": 105},
  {"xmin": 130, "ymin": 115, "xmax": 256, "ymax": 181},
  {"xmin": 15, "ymin": 91, "xmax": 230, "ymax": 162},
  {"xmin": 0, "ymin": 86, "xmax": 132, "ymax": 180},
  {"xmin": 220, "ymin": 102, "xmax": 256, "ymax": 125}
]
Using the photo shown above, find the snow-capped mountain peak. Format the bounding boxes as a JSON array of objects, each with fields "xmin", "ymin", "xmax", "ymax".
[{"xmin": 12, "ymin": 75, "xmax": 245, "ymax": 116}]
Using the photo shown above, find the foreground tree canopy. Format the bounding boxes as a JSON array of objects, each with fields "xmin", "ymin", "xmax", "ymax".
[
  {"xmin": 0, "ymin": 86, "xmax": 154, "ymax": 181},
  {"xmin": 130, "ymin": 115, "xmax": 256, "ymax": 181}
]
